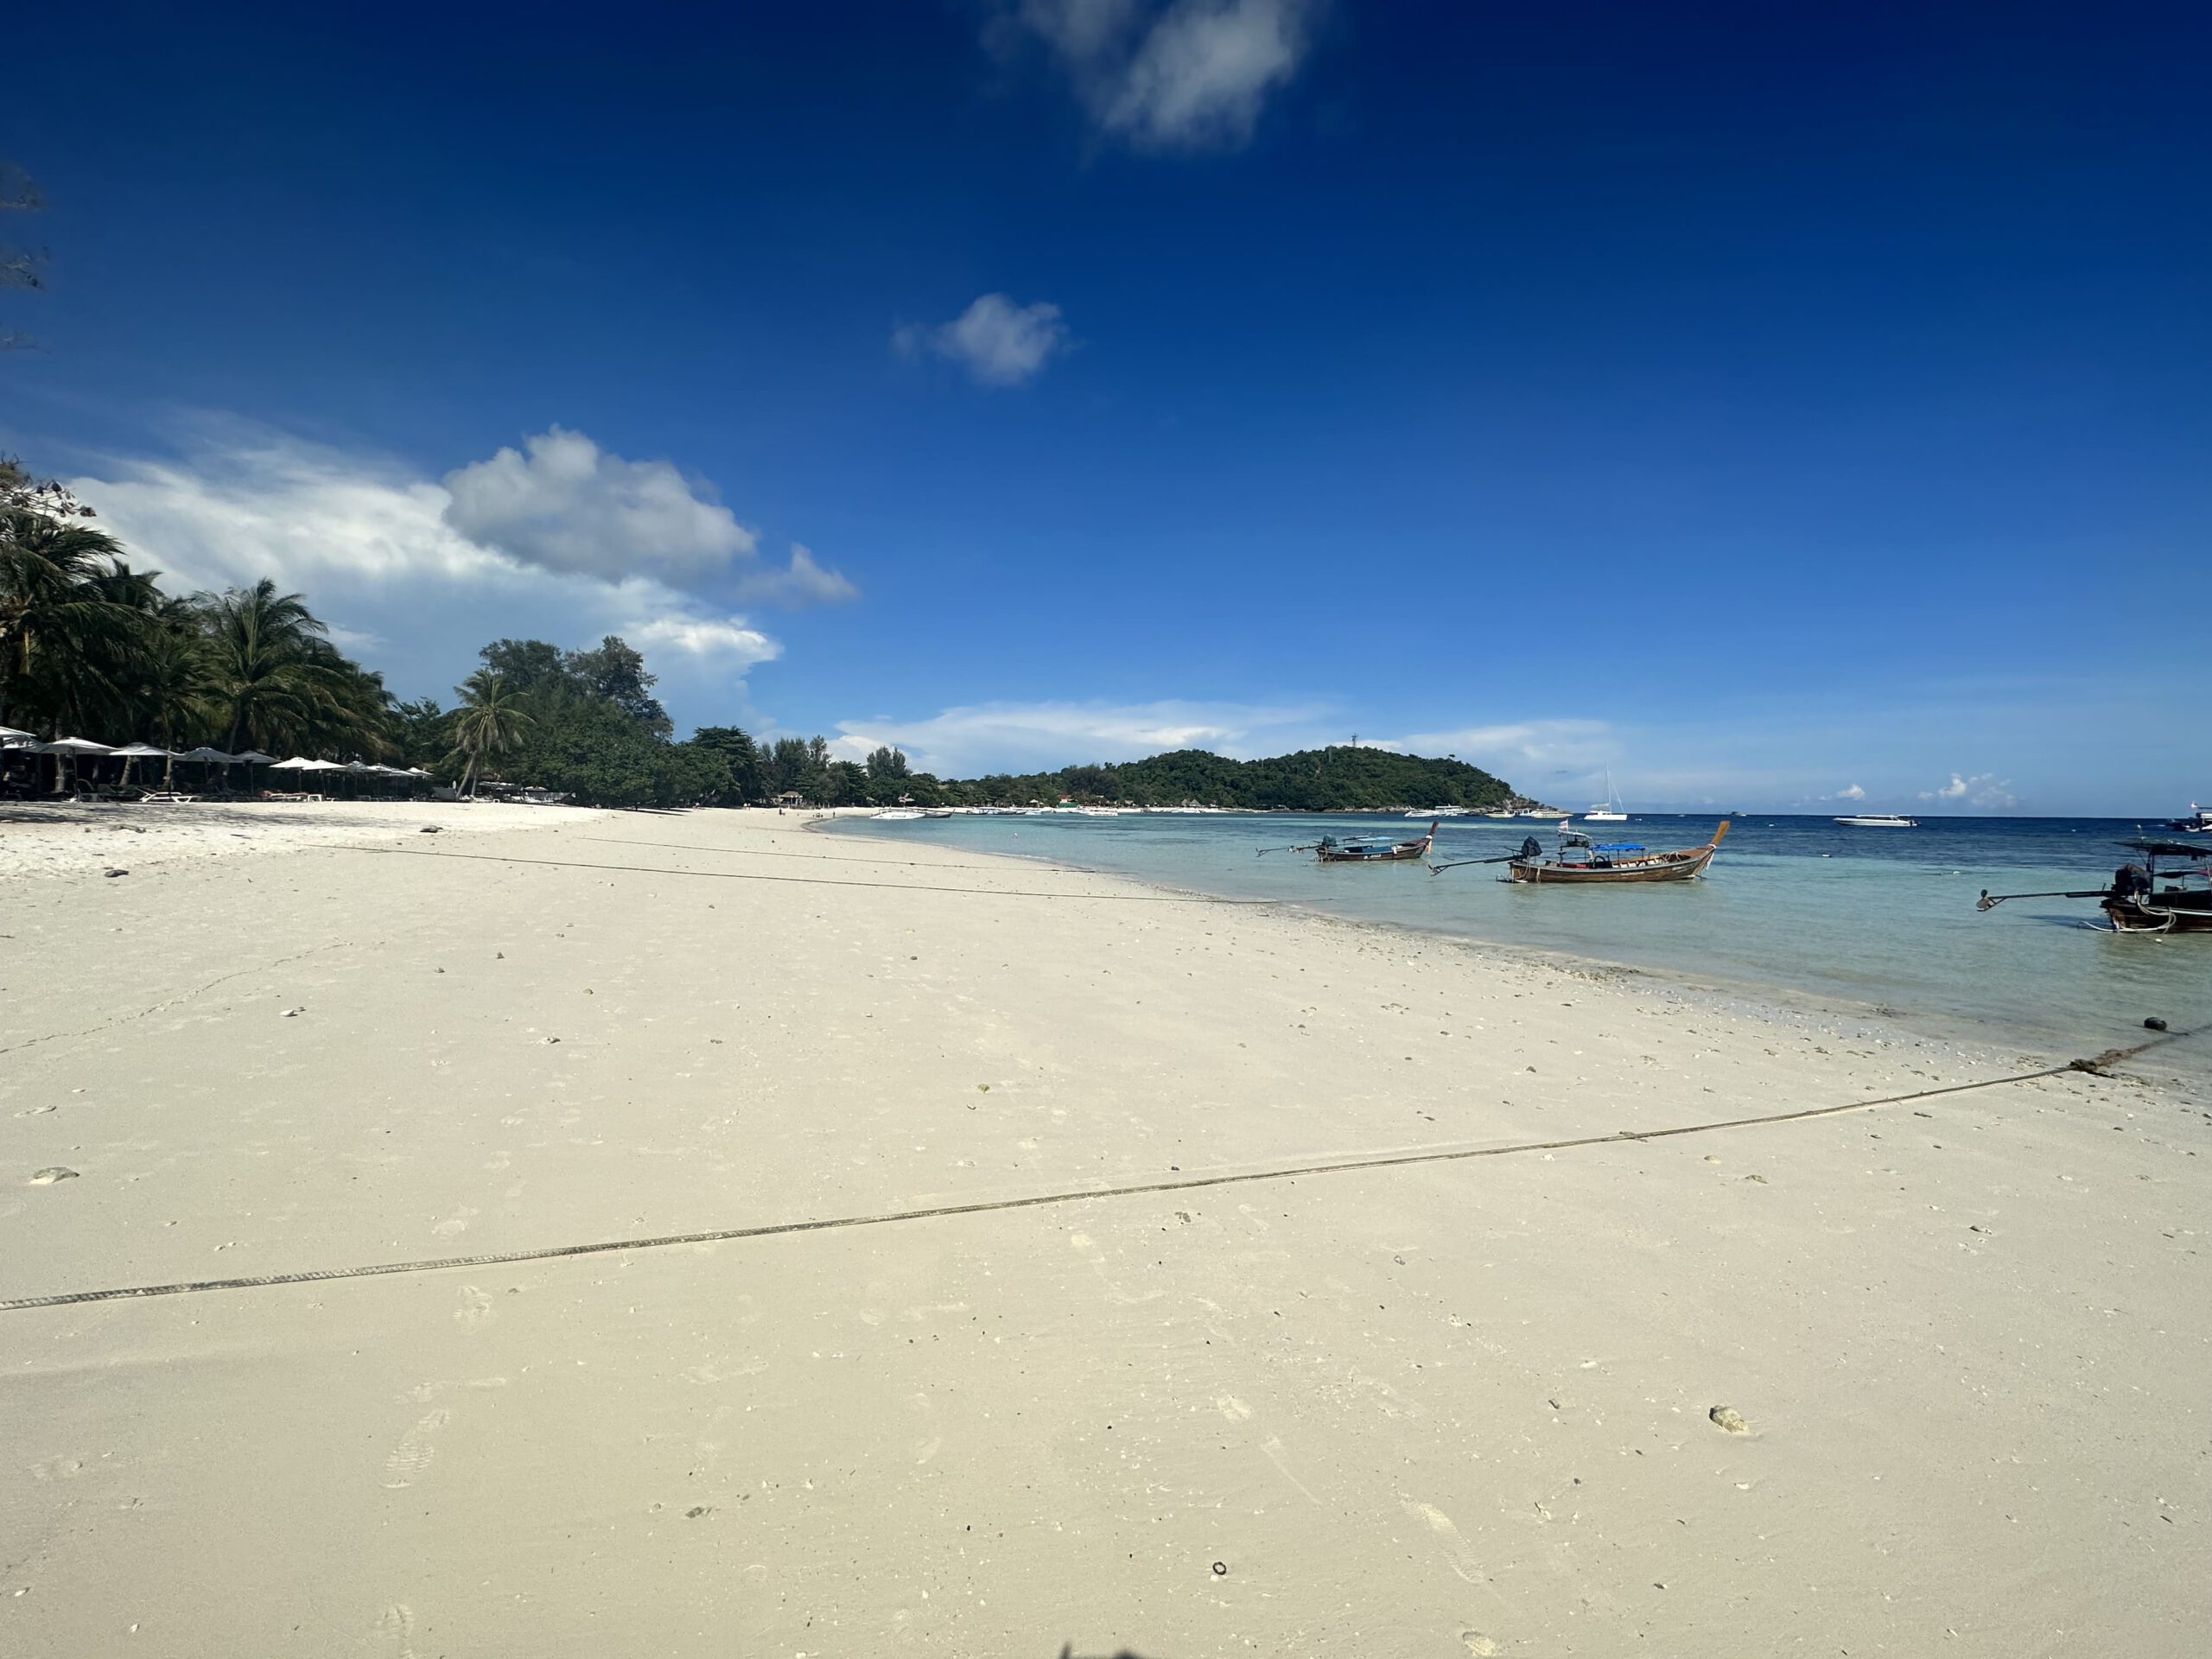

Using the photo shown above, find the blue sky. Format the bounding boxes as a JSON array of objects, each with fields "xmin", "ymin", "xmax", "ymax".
[{"xmin": 3, "ymin": 2, "xmax": 2205, "ymax": 812}]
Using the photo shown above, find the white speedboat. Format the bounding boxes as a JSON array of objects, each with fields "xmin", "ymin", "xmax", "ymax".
[
  {"xmin": 2164, "ymin": 802, "xmax": 2211, "ymax": 834},
  {"xmin": 1406, "ymin": 806, "xmax": 1469, "ymax": 818},
  {"xmin": 1834, "ymin": 813, "xmax": 1918, "ymax": 828},
  {"xmin": 872, "ymin": 808, "xmax": 925, "ymax": 822}
]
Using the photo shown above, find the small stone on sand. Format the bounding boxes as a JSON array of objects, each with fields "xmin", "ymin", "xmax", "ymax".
[{"xmin": 1709, "ymin": 1405, "xmax": 1750, "ymax": 1434}]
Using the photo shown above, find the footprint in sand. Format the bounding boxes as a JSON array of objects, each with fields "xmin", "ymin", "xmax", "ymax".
[
  {"xmin": 1401, "ymin": 1500, "xmax": 1484, "ymax": 1585},
  {"xmin": 1216, "ymin": 1395, "xmax": 1254, "ymax": 1421},
  {"xmin": 383, "ymin": 1409, "xmax": 451, "ymax": 1488},
  {"xmin": 1461, "ymin": 1634, "xmax": 1501, "ymax": 1656},
  {"xmin": 375, "ymin": 1602, "xmax": 421, "ymax": 1659},
  {"xmin": 432, "ymin": 1206, "xmax": 478, "ymax": 1237},
  {"xmin": 454, "ymin": 1286, "xmax": 495, "ymax": 1331}
]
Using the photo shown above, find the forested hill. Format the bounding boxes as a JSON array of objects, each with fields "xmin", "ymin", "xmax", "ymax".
[{"xmin": 931, "ymin": 747, "xmax": 1516, "ymax": 811}]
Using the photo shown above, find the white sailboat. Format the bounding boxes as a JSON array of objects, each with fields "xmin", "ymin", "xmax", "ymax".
[{"xmin": 1583, "ymin": 770, "xmax": 1628, "ymax": 822}]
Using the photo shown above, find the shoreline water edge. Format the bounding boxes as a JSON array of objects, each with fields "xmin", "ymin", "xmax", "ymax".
[
  {"xmin": 3, "ymin": 801, "xmax": 2206, "ymax": 1656},
  {"xmin": 825, "ymin": 808, "xmax": 2212, "ymax": 1077}
]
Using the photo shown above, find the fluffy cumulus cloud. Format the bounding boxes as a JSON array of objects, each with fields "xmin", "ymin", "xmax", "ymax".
[
  {"xmin": 828, "ymin": 697, "xmax": 1331, "ymax": 775},
  {"xmin": 994, "ymin": 0, "xmax": 1322, "ymax": 151},
  {"xmin": 65, "ymin": 420, "xmax": 832, "ymax": 728},
  {"xmin": 441, "ymin": 426, "xmax": 754, "ymax": 581},
  {"xmin": 894, "ymin": 294, "xmax": 1071, "ymax": 387}
]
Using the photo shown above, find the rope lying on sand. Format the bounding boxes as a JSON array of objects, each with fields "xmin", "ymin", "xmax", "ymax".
[
  {"xmin": 5, "ymin": 1022, "xmax": 2194, "ymax": 1314},
  {"xmin": 337, "ymin": 845, "xmax": 1270, "ymax": 903},
  {"xmin": 569, "ymin": 834, "xmax": 1100, "ymax": 875}
]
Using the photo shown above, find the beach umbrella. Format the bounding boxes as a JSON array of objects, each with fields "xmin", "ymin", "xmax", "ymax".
[
  {"xmin": 176, "ymin": 745, "xmax": 238, "ymax": 791},
  {"xmin": 35, "ymin": 735, "xmax": 115, "ymax": 793},
  {"xmin": 231, "ymin": 748, "xmax": 276, "ymax": 792},
  {"xmin": 268, "ymin": 757, "xmax": 314, "ymax": 793},
  {"xmin": 0, "ymin": 723, "xmax": 35, "ymax": 747},
  {"xmin": 109, "ymin": 741, "xmax": 175, "ymax": 789}
]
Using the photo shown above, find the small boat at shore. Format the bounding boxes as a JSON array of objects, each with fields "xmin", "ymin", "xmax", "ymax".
[
  {"xmin": 1977, "ymin": 838, "xmax": 2212, "ymax": 934},
  {"xmin": 1318, "ymin": 818, "xmax": 1438, "ymax": 862},
  {"xmin": 1508, "ymin": 820, "xmax": 1727, "ymax": 883},
  {"xmin": 1835, "ymin": 812, "xmax": 1918, "ymax": 828},
  {"xmin": 1258, "ymin": 821, "xmax": 1440, "ymax": 863},
  {"xmin": 1431, "ymin": 821, "xmax": 1729, "ymax": 883}
]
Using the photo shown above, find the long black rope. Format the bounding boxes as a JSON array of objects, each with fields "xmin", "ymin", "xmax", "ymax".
[
  {"xmin": 5, "ymin": 1023, "xmax": 2193, "ymax": 1313},
  {"xmin": 339, "ymin": 845, "xmax": 1272, "ymax": 904}
]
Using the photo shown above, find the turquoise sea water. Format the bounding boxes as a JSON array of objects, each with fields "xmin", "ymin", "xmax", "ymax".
[{"xmin": 830, "ymin": 812, "xmax": 2209, "ymax": 1062}]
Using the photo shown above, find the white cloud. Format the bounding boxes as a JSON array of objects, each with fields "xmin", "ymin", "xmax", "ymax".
[
  {"xmin": 70, "ymin": 423, "xmax": 781, "ymax": 723},
  {"xmin": 734, "ymin": 543, "xmax": 858, "ymax": 607},
  {"xmin": 441, "ymin": 425, "xmax": 754, "ymax": 582},
  {"xmin": 1393, "ymin": 719, "xmax": 1616, "ymax": 778},
  {"xmin": 996, "ymin": 0, "xmax": 1320, "ymax": 152},
  {"xmin": 830, "ymin": 696, "xmax": 1330, "ymax": 775},
  {"xmin": 895, "ymin": 294, "xmax": 1070, "ymax": 387},
  {"xmin": 1920, "ymin": 772, "xmax": 2018, "ymax": 810},
  {"xmin": 1834, "ymin": 783, "xmax": 1866, "ymax": 801}
]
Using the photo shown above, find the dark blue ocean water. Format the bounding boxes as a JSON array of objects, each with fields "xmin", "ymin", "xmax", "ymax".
[{"xmin": 830, "ymin": 811, "xmax": 2209, "ymax": 1058}]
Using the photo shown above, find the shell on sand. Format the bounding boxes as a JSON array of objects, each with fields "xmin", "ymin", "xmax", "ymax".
[{"xmin": 29, "ymin": 1166, "xmax": 80, "ymax": 1185}]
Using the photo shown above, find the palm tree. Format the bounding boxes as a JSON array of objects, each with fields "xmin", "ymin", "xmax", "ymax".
[
  {"xmin": 196, "ymin": 577, "xmax": 365, "ymax": 756},
  {"xmin": 0, "ymin": 506, "xmax": 147, "ymax": 731},
  {"xmin": 449, "ymin": 670, "xmax": 530, "ymax": 798}
]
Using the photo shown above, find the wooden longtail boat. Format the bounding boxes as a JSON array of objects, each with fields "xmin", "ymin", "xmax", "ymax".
[
  {"xmin": 1503, "ymin": 820, "xmax": 1728, "ymax": 884},
  {"xmin": 1978, "ymin": 839, "xmax": 2212, "ymax": 934},
  {"xmin": 1314, "ymin": 819, "xmax": 1439, "ymax": 863}
]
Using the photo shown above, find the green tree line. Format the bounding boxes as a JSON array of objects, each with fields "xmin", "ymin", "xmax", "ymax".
[
  {"xmin": 5, "ymin": 456, "xmax": 1517, "ymax": 810},
  {"xmin": 899, "ymin": 746, "xmax": 1513, "ymax": 811}
]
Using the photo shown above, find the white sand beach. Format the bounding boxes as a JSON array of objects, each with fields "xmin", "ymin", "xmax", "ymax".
[
  {"xmin": 0, "ymin": 798, "xmax": 612, "ymax": 880},
  {"xmin": 3, "ymin": 804, "xmax": 2204, "ymax": 1656}
]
